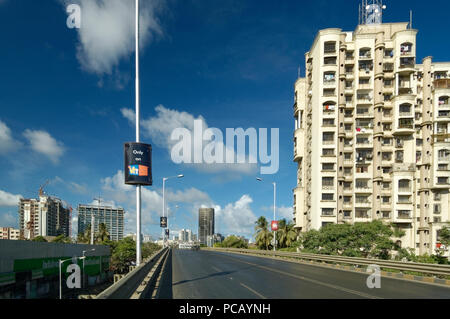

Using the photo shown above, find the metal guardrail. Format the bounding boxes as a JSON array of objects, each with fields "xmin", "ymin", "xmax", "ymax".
[
  {"xmin": 205, "ymin": 248, "xmax": 450, "ymax": 277},
  {"xmin": 95, "ymin": 247, "xmax": 168, "ymax": 299}
]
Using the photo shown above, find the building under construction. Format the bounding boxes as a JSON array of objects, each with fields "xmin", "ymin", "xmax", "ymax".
[{"xmin": 18, "ymin": 185, "xmax": 71, "ymax": 240}]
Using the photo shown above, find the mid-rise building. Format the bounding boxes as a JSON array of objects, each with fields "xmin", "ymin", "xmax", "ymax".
[
  {"xmin": 77, "ymin": 204, "xmax": 124, "ymax": 241},
  {"xmin": 293, "ymin": 2, "xmax": 450, "ymax": 255},
  {"xmin": 198, "ymin": 208, "xmax": 214, "ymax": 245},
  {"xmin": 19, "ymin": 196, "xmax": 70, "ymax": 240},
  {"xmin": 0, "ymin": 227, "xmax": 20, "ymax": 240}
]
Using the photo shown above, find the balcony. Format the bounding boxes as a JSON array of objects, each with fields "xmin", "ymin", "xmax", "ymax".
[
  {"xmin": 399, "ymin": 57, "xmax": 415, "ymax": 69},
  {"xmin": 355, "ymin": 211, "xmax": 370, "ymax": 219},
  {"xmin": 434, "ymin": 79, "xmax": 450, "ymax": 89},
  {"xmin": 395, "ymin": 211, "xmax": 413, "ymax": 222}
]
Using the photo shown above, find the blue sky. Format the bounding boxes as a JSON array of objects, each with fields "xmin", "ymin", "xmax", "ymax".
[{"xmin": 1, "ymin": 0, "xmax": 449, "ymax": 240}]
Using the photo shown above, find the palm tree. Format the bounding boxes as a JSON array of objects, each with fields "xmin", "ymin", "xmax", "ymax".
[
  {"xmin": 254, "ymin": 216, "xmax": 273, "ymax": 250},
  {"xmin": 77, "ymin": 225, "xmax": 91, "ymax": 244},
  {"xmin": 95, "ymin": 223, "xmax": 110, "ymax": 244},
  {"xmin": 276, "ymin": 219, "xmax": 299, "ymax": 248}
]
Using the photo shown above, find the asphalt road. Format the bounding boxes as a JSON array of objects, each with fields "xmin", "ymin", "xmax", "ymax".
[{"xmin": 156, "ymin": 248, "xmax": 450, "ymax": 299}]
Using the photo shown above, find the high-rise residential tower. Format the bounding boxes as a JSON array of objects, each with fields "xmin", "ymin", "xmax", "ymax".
[
  {"xmin": 198, "ymin": 208, "xmax": 215, "ymax": 246},
  {"xmin": 77, "ymin": 204, "xmax": 124, "ymax": 241},
  {"xmin": 293, "ymin": 2, "xmax": 450, "ymax": 255}
]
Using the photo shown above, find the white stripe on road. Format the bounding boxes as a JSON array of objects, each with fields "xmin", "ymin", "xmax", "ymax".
[{"xmin": 240, "ymin": 283, "xmax": 267, "ymax": 299}]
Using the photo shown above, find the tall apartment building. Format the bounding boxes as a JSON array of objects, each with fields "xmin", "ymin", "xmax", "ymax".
[
  {"xmin": 198, "ymin": 208, "xmax": 214, "ymax": 245},
  {"xmin": 19, "ymin": 196, "xmax": 71, "ymax": 240},
  {"xmin": 0, "ymin": 227, "xmax": 20, "ymax": 240},
  {"xmin": 293, "ymin": 3, "xmax": 450, "ymax": 255},
  {"xmin": 77, "ymin": 204, "xmax": 124, "ymax": 241}
]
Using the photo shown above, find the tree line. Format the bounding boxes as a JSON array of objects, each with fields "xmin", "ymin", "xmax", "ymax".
[{"xmin": 253, "ymin": 216, "xmax": 450, "ymax": 264}]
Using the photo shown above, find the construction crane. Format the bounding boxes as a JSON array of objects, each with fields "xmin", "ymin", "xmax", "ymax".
[{"xmin": 39, "ymin": 180, "xmax": 49, "ymax": 197}]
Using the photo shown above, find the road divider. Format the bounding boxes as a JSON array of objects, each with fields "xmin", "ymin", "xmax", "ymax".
[{"xmin": 96, "ymin": 248, "xmax": 169, "ymax": 299}]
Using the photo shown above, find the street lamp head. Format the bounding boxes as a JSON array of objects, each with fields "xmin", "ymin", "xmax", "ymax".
[
  {"xmin": 177, "ymin": 174, "xmax": 184, "ymax": 178},
  {"xmin": 256, "ymin": 177, "xmax": 263, "ymax": 181}
]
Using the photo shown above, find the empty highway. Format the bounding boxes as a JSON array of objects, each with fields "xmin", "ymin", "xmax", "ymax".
[{"xmin": 155, "ymin": 248, "xmax": 450, "ymax": 299}]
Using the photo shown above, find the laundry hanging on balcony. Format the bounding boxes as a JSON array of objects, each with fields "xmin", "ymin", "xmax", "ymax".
[{"xmin": 324, "ymin": 105, "xmax": 335, "ymax": 111}]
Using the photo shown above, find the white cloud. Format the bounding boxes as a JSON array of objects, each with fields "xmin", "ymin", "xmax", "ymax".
[
  {"xmin": 215, "ymin": 195, "xmax": 257, "ymax": 237},
  {"xmin": 0, "ymin": 212, "xmax": 17, "ymax": 228},
  {"xmin": 23, "ymin": 130, "xmax": 65, "ymax": 164},
  {"xmin": 121, "ymin": 105, "xmax": 258, "ymax": 175},
  {"xmin": 0, "ymin": 190, "xmax": 22, "ymax": 207},
  {"xmin": 65, "ymin": 0, "xmax": 164, "ymax": 75},
  {"xmin": 100, "ymin": 170, "xmax": 213, "ymax": 234},
  {"xmin": 51, "ymin": 176, "xmax": 88, "ymax": 194},
  {"xmin": 0, "ymin": 120, "xmax": 20, "ymax": 154},
  {"xmin": 261, "ymin": 205, "xmax": 294, "ymax": 222}
]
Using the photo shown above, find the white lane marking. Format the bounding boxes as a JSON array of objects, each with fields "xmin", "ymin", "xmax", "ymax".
[
  {"xmin": 212, "ymin": 266, "xmax": 222, "ymax": 272},
  {"xmin": 240, "ymin": 283, "xmax": 267, "ymax": 299},
  {"xmin": 220, "ymin": 254, "xmax": 382, "ymax": 299}
]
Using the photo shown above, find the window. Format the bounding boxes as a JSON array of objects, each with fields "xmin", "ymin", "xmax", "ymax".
[
  {"xmin": 344, "ymin": 167, "xmax": 352, "ymax": 176},
  {"xmin": 437, "ymin": 177, "xmax": 449, "ymax": 185},
  {"xmin": 359, "ymin": 48, "xmax": 371, "ymax": 59},
  {"xmin": 356, "ymin": 166, "xmax": 369, "ymax": 173},
  {"xmin": 323, "ymin": 118, "xmax": 335, "ymax": 127},
  {"xmin": 382, "ymin": 196, "xmax": 390, "ymax": 204},
  {"xmin": 434, "ymin": 192, "xmax": 442, "ymax": 201},
  {"xmin": 356, "ymin": 209, "xmax": 370, "ymax": 218},
  {"xmin": 398, "ymin": 179, "xmax": 411, "ymax": 192},
  {"xmin": 324, "ymin": 72, "xmax": 336, "ymax": 83},
  {"xmin": 355, "ymin": 179, "xmax": 369, "ymax": 189},
  {"xmin": 343, "ymin": 182, "xmax": 352, "ymax": 190},
  {"xmin": 434, "ymin": 204, "xmax": 441, "ymax": 214},
  {"xmin": 324, "ymin": 57, "xmax": 337, "ymax": 65},
  {"xmin": 400, "ymin": 42, "xmax": 413, "ymax": 55},
  {"xmin": 384, "ymin": 49, "xmax": 394, "ymax": 58},
  {"xmin": 343, "ymin": 211, "xmax": 352, "ymax": 218},
  {"xmin": 398, "ymin": 195, "xmax": 411, "ymax": 204},
  {"xmin": 322, "ymin": 193, "xmax": 334, "ymax": 201},
  {"xmin": 324, "ymin": 41, "xmax": 336, "ymax": 53},
  {"xmin": 322, "ymin": 163, "xmax": 335, "ymax": 171},
  {"xmin": 322, "ymin": 149, "xmax": 335, "ymax": 156},
  {"xmin": 343, "ymin": 196, "xmax": 352, "ymax": 203},
  {"xmin": 322, "ymin": 208, "xmax": 334, "ymax": 216},
  {"xmin": 397, "ymin": 210, "xmax": 411, "ymax": 219},
  {"xmin": 322, "ymin": 177, "xmax": 334, "ymax": 189},
  {"xmin": 344, "ymin": 124, "xmax": 352, "ymax": 131},
  {"xmin": 322, "ymin": 132, "xmax": 334, "ymax": 144}
]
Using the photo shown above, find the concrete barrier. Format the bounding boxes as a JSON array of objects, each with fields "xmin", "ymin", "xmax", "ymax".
[{"xmin": 96, "ymin": 248, "xmax": 168, "ymax": 299}]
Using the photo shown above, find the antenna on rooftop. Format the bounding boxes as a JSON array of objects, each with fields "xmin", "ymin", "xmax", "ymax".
[
  {"xmin": 409, "ymin": 10, "xmax": 413, "ymax": 29},
  {"xmin": 359, "ymin": 0, "xmax": 387, "ymax": 25}
]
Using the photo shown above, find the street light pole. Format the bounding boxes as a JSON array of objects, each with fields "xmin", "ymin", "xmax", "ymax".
[
  {"xmin": 162, "ymin": 175, "xmax": 184, "ymax": 246},
  {"xmin": 135, "ymin": 0, "xmax": 142, "ymax": 267},
  {"xmin": 273, "ymin": 182, "xmax": 276, "ymax": 252},
  {"xmin": 257, "ymin": 178, "xmax": 277, "ymax": 251}
]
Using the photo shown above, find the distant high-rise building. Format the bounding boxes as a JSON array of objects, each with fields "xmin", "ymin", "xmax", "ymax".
[
  {"xmin": 0, "ymin": 227, "xmax": 20, "ymax": 240},
  {"xmin": 19, "ymin": 196, "xmax": 70, "ymax": 240},
  {"xmin": 293, "ymin": 3, "xmax": 450, "ymax": 255},
  {"xmin": 198, "ymin": 208, "xmax": 214, "ymax": 245},
  {"xmin": 77, "ymin": 204, "xmax": 124, "ymax": 241}
]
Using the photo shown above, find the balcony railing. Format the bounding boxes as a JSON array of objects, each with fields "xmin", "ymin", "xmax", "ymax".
[{"xmin": 397, "ymin": 212, "xmax": 412, "ymax": 219}]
